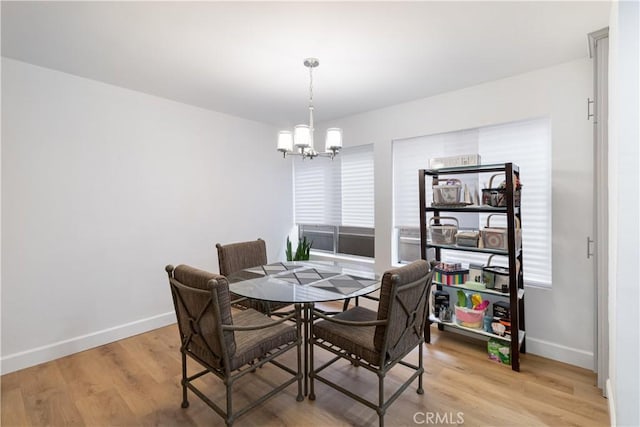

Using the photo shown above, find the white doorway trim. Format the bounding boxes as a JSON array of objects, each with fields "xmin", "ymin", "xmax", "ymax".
[{"xmin": 588, "ymin": 27, "xmax": 609, "ymax": 396}]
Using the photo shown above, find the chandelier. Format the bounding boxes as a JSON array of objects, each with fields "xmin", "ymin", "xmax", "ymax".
[{"xmin": 277, "ymin": 58, "xmax": 342, "ymax": 160}]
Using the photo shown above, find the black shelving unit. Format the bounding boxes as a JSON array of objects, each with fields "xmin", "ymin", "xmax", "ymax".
[{"xmin": 419, "ymin": 162, "xmax": 526, "ymax": 371}]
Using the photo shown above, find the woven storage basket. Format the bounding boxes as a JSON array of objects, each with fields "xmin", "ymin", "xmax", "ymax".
[
  {"xmin": 481, "ymin": 214, "xmax": 522, "ymax": 250},
  {"xmin": 429, "ymin": 216, "xmax": 459, "ymax": 245},
  {"xmin": 432, "ymin": 178, "xmax": 462, "ymax": 205},
  {"xmin": 481, "ymin": 173, "xmax": 521, "ymax": 207}
]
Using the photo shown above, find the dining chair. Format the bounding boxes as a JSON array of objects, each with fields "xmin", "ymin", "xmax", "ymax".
[
  {"xmin": 216, "ymin": 238, "xmax": 290, "ymax": 315},
  {"xmin": 165, "ymin": 264, "xmax": 303, "ymax": 427},
  {"xmin": 216, "ymin": 238, "xmax": 268, "ymax": 277},
  {"xmin": 309, "ymin": 259, "xmax": 432, "ymax": 427}
]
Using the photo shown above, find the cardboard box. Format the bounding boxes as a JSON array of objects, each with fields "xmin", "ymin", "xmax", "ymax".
[
  {"xmin": 429, "ymin": 154, "xmax": 481, "ymax": 169},
  {"xmin": 433, "ymin": 268, "xmax": 469, "ymax": 285},
  {"xmin": 493, "ymin": 301, "xmax": 511, "ymax": 319},
  {"xmin": 491, "ymin": 301, "xmax": 511, "ymax": 338},
  {"xmin": 433, "ymin": 291, "xmax": 450, "ymax": 318},
  {"xmin": 468, "ymin": 263, "xmax": 484, "ymax": 284},
  {"xmin": 490, "ymin": 317, "xmax": 511, "ymax": 338}
]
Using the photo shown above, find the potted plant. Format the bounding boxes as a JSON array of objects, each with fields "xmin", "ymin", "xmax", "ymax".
[{"xmin": 286, "ymin": 236, "xmax": 312, "ymax": 261}]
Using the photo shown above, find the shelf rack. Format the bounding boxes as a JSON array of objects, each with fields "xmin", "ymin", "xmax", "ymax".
[{"xmin": 419, "ymin": 162, "xmax": 526, "ymax": 371}]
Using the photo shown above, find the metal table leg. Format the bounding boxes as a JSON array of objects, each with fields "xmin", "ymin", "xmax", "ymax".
[{"xmin": 303, "ymin": 302, "xmax": 310, "ymax": 396}]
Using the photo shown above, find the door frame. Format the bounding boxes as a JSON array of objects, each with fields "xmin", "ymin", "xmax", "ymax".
[{"xmin": 588, "ymin": 27, "xmax": 609, "ymax": 395}]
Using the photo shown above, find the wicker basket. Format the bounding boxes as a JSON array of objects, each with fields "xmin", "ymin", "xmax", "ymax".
[
  {"xmin": 432, "ymin": 179, "xmax": 462, "ymax": 205},
  {"xmin": 481, "ymin": 173, "xmax": 521, "ymax": 207},
  {"xmin": 481, "ymin": 214, "xmax": 522, "ymax": 250},
  {"xmin": 456, "ymin": 230, "xmax": 479, "ymax": 247},
  {"xmin": 429, "ymin": 216, "xmax": 459, "ymax": 244}
]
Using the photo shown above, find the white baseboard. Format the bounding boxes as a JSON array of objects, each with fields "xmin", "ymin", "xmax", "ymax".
[
  {"xmin": 1, "ymin": 312, "xmax": 176, "ymax": 375},
  {"xmin": 525, "ymin": 336, "xmax": 594, "ymax": 369},
  {"xmin": 443, "ymin": 329, "xmax": 594, "ymax": 370},
  {"xmin": 606, "ymin": 378, "xmax": 615, "ymax": 426}
]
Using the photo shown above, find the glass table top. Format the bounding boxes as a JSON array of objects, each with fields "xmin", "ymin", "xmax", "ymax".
[{"xmin": 228, "ymin": 261, "xmax": 381, "ymax": 304}]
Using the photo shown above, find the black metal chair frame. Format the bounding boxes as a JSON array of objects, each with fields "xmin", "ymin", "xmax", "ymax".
[
  {"xmin": 166, "ymin": 265, "xmax": 303, "ymax": 427},
  {"xmin": 342, "ymin": 294, "xmax": 380, "ymax": 311},
  {"xmin": 309, "ymin": 270, "xmax": 432, "ymax": 427},
  {"xmin": 216, "ymin": 239, "xmax": 291, "ymax": 316}
]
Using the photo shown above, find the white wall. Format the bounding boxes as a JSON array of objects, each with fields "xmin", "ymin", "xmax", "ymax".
[
  {"xmin": 608, "ymin": 1, "xmax": 640, "ymax": 425},
  {"xmin": 320, "ymin": 58, "xmax": 596, "ymax": 368},
  {"xmin": 1, "ymin": 58, "xmax": 293, "ymax": 374}
]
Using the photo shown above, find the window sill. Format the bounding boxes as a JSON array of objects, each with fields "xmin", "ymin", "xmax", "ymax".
[{"xmin": 309, "ymin": 250, "xmax": 374, "ymax": 268}]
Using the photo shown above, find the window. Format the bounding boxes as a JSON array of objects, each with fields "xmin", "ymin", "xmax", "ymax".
[
  {"xmin": 294, "ymin": 144, "xmax": 374, "ymax": 258},
  {"xmin": 393, "ymin": 118, "xmax": 552, "ymax": 287}
]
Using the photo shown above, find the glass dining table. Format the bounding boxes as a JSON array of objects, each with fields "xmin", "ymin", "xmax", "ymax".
[{"xmin": 228, "ymin": 260, "xmax": 381, "ymax": 396}]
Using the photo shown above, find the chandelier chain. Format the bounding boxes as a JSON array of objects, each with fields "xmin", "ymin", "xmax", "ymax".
[{"xmin": 308, "ymin": 62, "xmax": 315, "ymax": 150}]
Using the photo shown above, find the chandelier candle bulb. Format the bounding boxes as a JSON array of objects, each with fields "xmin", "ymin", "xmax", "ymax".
[
  {"xmin": 277, "ymin": 131, "xmax": 293, "ymax": 154},
  {"xmin": 294, "ymin": 124, "xmax": 312, "ymax": 150},
  {"xmin": 325, "ymin": 128, "xmax": 343, "ymax": 151}
]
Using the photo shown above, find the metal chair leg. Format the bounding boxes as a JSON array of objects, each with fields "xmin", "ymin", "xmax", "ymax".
[
  {"xmin": 296, "ymin": 304, "xmax": 304, "ymax": 401},
  {"xmin": 378, "ymin": 371, "xmax": 385, "ymax": 427},
  {"xmin": 226, "ymin": 380, "xmax": 234, "ymax": 426},
  {"xmin": 309, "ymin": 306, "xmax": 316, "ymax": 400},
  {"xmin": 181, "ymin": 351, "xmax": 189, "ymax": 408},
  {"xmin": 417, "ymin": 342, "xmax": 424, "ymax": 395}
]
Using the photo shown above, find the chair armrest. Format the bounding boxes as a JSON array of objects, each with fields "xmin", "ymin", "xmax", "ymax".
[
  {"xmin": 221, "ymin": 311, "xmax": 298, "ymax": 332},
  {"xmin": 312, "ymin": 309, "xmax": 387, "ymax": 327}
]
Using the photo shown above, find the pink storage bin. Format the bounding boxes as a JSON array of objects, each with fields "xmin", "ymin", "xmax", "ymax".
[{"xmin": 455, "ymin": 306, "xmax": 486, "ymax": 329}]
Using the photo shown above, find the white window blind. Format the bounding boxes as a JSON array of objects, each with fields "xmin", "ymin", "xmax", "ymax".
[
  {"xmin": 392, "ymin": 117, "xmax": 552, "ymax": 287},
  {"xmin": 294, "ymin": 155, "xmax": 341, "ymax": 225},
  {"xmin": 294, "ymin": 144, "xmax": 374, "ymax": 228},
  {"xmin": 341, "ymin": 145, "xmax": 375, "ymax": 227},
  {"xmin": 478, "ymin": 119, "xmax": 552, "ymax": 287},
  {"xmin": 393, "ymin": 129, "xmax": 478, "ymax": 228}
]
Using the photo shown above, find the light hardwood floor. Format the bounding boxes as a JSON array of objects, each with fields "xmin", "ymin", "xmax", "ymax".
[{"xmin": 1, "ymin": 311, "xmax": 609, "ymax": 427}]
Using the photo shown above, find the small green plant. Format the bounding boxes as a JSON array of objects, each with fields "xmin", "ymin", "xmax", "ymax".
[{"xmin": 286, "ymin": 236, "xmax": 312, "ymax": 261}]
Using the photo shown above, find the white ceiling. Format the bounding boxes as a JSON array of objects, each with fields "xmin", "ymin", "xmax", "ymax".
[{"xmin": 1, "ymin": 1, "xmax": 610, "ymax": 126}]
